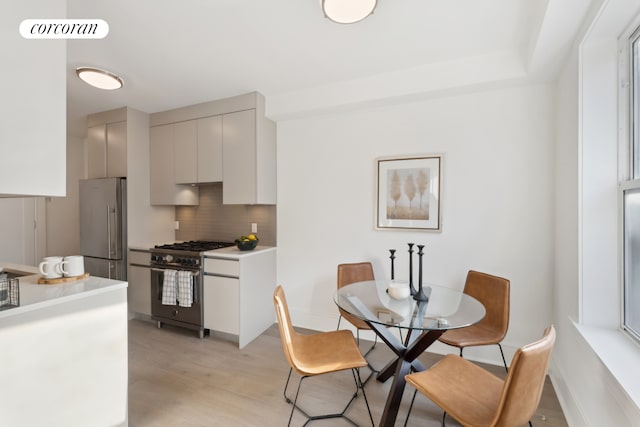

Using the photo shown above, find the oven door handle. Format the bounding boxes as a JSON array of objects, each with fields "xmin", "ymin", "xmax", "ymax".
[{"xmin": 151, "ymin": 268, "xmax": 200, "ymax": 276}]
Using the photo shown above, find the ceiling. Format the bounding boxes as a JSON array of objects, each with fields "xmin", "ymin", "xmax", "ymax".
[{"xmin": 66, "ymin": 0, "xmax": 594, "ymax": 137}]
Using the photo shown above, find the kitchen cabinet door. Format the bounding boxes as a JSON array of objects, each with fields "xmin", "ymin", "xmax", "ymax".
[
  {"xmin": 150, "ymin": 123, "xmax": 199, "ymax": 205},
  {"xmin": 87, "ymin": 124, "xmax": 107, "ymax": 179},
  {"xmin": 87, "ymin": 121, "xmax": 127, "ymax": 179},
  {"xmin": 222, "ymin": 110, "xmax": 257, "ymax": 204},
  {"xmin": 174, "ymin": 120, "xmax": 197, "ymax": 184},
  {"xmin": 149, "ymin": 124, "xmax": 176, "ymax": 205},
  {"xmin": 127, "ymin": 265, "xmax": 151, "ymax": 316},
  {"xmin": 203, "ymin": 275, "xmax": 239, "ymax": 335},
  {"xmin": 222, "ymin": 109, "xmax": 276, "ymax": 204},
  {"xmin": 107, "ymin": 121, "xmax": 127, "ymax": 178},
  {"xmin": 197, "ymin": 115, "xmax": 223, "ymax": 183}
]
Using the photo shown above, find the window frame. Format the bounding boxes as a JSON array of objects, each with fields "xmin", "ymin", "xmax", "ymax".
[{"xmin": 619, "ymin": 21, "xmax": 640, "ymax": 343}]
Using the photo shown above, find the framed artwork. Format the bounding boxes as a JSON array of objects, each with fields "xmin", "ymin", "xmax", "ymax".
[{"xmin": 376, "ymin": 155, "xmax": 442, "ymax": 231}]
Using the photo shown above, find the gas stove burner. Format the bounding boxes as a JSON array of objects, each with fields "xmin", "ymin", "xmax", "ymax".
[{"xmin": 154, "ymin": 240, "xmax": 235, "ymax": 252}]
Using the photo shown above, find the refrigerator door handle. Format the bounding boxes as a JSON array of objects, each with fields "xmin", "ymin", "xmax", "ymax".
[{"xmin": 107, "ymin": 205, "xmax": 116, "ymax": 257}]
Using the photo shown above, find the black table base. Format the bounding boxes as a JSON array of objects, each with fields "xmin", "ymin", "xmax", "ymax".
[{"xmin": 365, "ymin": 319, "xmax": 444, "ymax": 427}]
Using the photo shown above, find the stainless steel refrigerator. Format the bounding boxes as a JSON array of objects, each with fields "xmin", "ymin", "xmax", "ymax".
[{"xmin": 79, "ymin": 178, "xmax": 127, "ymax": 280}]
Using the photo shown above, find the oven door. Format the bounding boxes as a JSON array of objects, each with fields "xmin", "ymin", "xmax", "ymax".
[{"xmin": 150, "ymin": 267, "xmax": 203, "ymax": 331}]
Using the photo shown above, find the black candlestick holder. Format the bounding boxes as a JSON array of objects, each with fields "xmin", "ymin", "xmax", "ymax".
[
  {"xmin": 389, "ymin": 249, "xmax": 396, "ymax": 280},
  {"xmin": 413, "ymin": 244, "xmax": 429, "ymax": 302},
  {"xmin": 407, "ymin": 243, "xmax": 417, "ymax": 296}
]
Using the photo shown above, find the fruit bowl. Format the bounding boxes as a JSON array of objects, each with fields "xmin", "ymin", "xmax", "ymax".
[{"xmin": 235, "ymin": 235, "xmax": 259, "ymax": 251}]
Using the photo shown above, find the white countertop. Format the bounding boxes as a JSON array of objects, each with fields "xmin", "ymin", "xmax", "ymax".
[
  {"xmin": 0, "ymin": 262, "xmax": 127, "ymax": 320},
  {"xmin": 204, "ymin": 245, "xmax": 276, "ymax": 259}
]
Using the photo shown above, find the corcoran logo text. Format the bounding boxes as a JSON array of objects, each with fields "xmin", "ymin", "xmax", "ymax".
[{"xmin": 19, "ymin": 19, "xmax": 109, "ymax": 39}]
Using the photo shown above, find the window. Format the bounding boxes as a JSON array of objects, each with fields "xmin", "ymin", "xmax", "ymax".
[{"xmin": 622, "ymin": 27, "xmax": 640, "ymax": 342}]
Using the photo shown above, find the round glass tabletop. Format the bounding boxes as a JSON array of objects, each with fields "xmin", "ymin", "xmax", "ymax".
[{"xmin": 334, "ymin": 280, "xmax": 486, "ymax": 331}]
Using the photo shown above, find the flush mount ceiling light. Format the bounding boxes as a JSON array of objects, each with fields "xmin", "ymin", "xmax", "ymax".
[
  {"xmin": 75, "ymin": 67, "xmax": 123, "ymax": 90},
  {"xmin": 322, "ymin": 0, "xmax": 377, "ymax": 24}
]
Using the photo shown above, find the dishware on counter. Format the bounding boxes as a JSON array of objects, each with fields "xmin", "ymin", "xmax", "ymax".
[
  {"xmin": 39, "ymin": 256, "xmax": 64, "ymax": 279},
  {"xmin": 58, "ymin": 255, "xmax": 85, "ymax": 278}
]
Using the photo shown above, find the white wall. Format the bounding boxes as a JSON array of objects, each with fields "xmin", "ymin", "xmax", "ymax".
[
  {"xmin": 46, "ymin": 135, "xmax": 85, "ymax": 258},
  {"xmin": 0, "ymin": 198, "xmax": 43, "ymax": 265},
  {"xmin": 276, "ymin": 84, "xmax": 555, "ymax": 364}
]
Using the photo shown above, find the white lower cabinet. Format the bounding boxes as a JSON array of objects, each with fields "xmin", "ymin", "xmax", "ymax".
[
  {"xmin": 203, "ymin": 248, "xmax": 276, "ymax": 348},
  {"xmin": 203, "ymin": 275, "xmax": 239, "ymax": 335},
  {"xmin": 127, "ymin": 249, "xmax": 151, "ymax": 316}
]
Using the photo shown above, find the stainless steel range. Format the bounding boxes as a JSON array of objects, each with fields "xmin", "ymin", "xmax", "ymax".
[{"xmin": 150, "ymin": 240, "xmax": 234, "ymax": 338}]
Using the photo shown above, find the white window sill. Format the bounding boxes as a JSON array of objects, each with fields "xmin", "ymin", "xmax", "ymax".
[{"xmin": 573, "ymin": 321, "xmax": 640, "ymax": 409}]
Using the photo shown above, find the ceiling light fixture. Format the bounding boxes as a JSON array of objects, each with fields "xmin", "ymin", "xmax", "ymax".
[
  {"xmin": 322, "ymin": 0, "xmax": 377, "ymax": 24},
  {"xmin": 76, "ymin": 67, "xmax": 123, "ymax": 90}
]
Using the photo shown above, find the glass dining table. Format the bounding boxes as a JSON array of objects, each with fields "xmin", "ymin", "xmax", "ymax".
[{"xmin": 334, "ymin": 280, "xmax": 486, "ymax": 427}]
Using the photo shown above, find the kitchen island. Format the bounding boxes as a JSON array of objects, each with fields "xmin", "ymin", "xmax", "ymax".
[{"xmin": 0, "ymin": 263, "xmax": 128, "ymax": 427}]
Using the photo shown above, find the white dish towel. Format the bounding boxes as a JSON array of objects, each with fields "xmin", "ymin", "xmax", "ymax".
[
  {"xmin": 177, "ymin": 270, "xmax": 194, "ymax": 308},
  {"xmin": 161, "ymin": 269, "xmax": 178, "ymax": 305}
]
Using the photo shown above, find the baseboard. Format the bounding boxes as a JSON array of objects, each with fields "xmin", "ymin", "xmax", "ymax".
[{"xmin": 548, "ymin": 358, "xmax": 587, "ymax": 427}]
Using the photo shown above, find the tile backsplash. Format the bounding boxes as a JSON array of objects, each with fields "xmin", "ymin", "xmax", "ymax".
[{"xmin": 175, "ymin": 183, "xmax": 276, "ymax": 246}]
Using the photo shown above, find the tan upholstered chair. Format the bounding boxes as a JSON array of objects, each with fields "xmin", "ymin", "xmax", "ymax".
[
  {"xmin": 273, "ymin": 285, "xmax": 374, "ymax": 427},
  {"xmin": 405, "ymin": 325, "xmax": 556, "ymax": 427},
  {"xmin": 336, "ymin": 262, "xmax": 377, "ymax": 352},
  {"xmin": 439, "ymin": 270, "xmax": 510, "ymax": 371}
]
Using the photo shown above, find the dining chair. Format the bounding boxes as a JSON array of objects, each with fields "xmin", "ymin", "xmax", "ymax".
[
  {"xmin": 336, "ymin": 262, "xmax": 377, "ymax": 355},
  {"xmin": 404, "ymin": 325, "xmax": 556, "ymax": 427},
  {"xmin": 438, "ymin": 270, "xmax": 510, "ymax": 371},
  {"xmin": 273, "ymin": 285, "xmax": 374, "ymax": 427}
]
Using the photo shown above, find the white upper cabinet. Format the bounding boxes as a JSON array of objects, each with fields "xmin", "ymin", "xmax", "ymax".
[
  {"xmin": 149, "ymin": 123, "xmax": 199, "ymax": 206},
  {"xmin": 222, "ymin": 109, "xmax": 276, "ymax": 205},
  {"xmin": 173, "ymin": 120, "xmax": 197, "ymax": 184},
  {"xmin": 87, "ymin": 125, "xmax": 107, "ymax": 179},
  {"xmin": 149, "ymin": 124, "xmax": 175, "ymax": 205},
  {"xmin": 149, "ymin": 92, "xmax": 276, "ymax": 205},
  {"xmin": 1, "ymin": 0, "xmax": 65, "ymax": 197},
  {"xmin": 222, "ymin": 110, "xmax": 256, "ymax": 204},
  {"xmin": 197, "ymin": 115, "xmax": 223, "ymax": 183},
  {"xmin": 87, "ymin": 119, "xmax": 127, "ymax": 179},
  {"xmin": 107, "ymin": 121, "xmax": 127, "ymax": 178}
]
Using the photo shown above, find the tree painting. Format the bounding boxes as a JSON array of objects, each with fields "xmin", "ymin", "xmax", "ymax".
[
  {"xmin": 386, "ymin": 167, "xmax": 429, "ymax": 220},
  {"xmin": 416, "ymin": 169, "xmax": 428, "ymax": 211},
  {"xmin": 390, "ymin": 170, "xmax": 402, "ymax": 208}
]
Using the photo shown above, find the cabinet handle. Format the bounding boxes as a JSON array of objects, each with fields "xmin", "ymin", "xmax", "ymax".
[{"xmin": 203, "ymin": 272, "xmax": 239, "ymax": 279}]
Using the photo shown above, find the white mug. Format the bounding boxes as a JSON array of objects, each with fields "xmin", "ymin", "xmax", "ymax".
[
  {"xmin": 58, "ymin": 255, "xmax": 85, "ymax": 278},
  {"xmin": 39, "ymin": 256, "xmax": 64, "ymax": 279}
]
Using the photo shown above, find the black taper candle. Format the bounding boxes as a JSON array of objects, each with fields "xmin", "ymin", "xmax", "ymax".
[
  {"xmin": 389, "ymin": 249, "xmax": 396, "ymax": 280},
  {"xmin": 417, "ymin": 244, "xmax": 424, "ymax": 288},
  {"xmin": 408, "ymin": 243, "xmax": 416, "ymax": 296},
  {"xmin": 414, "ymin": 244, "xmax": 429, "ymax": 301}
]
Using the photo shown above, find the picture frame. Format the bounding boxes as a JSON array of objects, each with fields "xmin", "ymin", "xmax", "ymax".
[{"xmin": 376, "ymin": 155, "xmax": 442, "ymax": 231}]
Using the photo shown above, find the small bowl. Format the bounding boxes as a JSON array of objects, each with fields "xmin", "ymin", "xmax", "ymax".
[
  {"xmin": 236, "ymin": 239, "xmax": 258, "ymax": 251},
  {"xmin": 387, "ymin": 281, "xmax": 410, "ymax": 300}
]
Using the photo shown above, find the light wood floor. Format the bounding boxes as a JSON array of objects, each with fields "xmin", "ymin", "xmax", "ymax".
[{"xmin": 128, "ymin": 319, "xmax": 568, "ymax": 427}]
